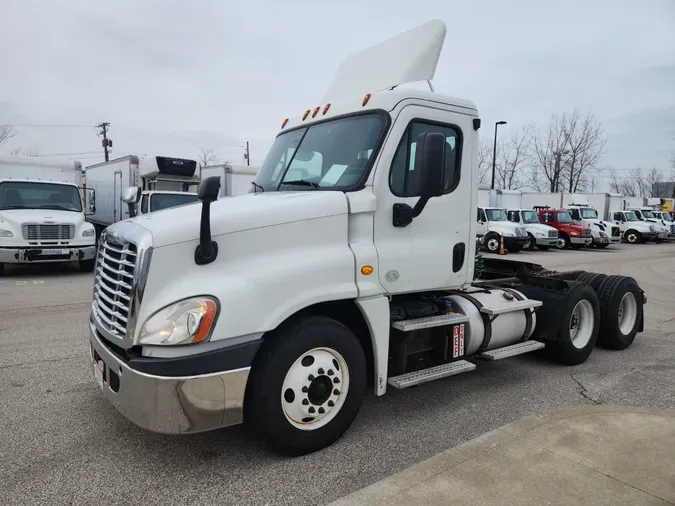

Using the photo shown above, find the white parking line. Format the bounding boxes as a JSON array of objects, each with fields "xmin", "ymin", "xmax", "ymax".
[{"xmin": 14, "ymin": 280, "xmax": 46, "ymax": 286}]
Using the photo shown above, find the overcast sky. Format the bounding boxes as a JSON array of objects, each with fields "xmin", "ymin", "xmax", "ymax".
[{"xmin": 1, "ymin": 0, "xmax": 674, "ymax": 186}]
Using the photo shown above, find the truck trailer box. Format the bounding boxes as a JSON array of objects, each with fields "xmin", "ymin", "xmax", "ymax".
[{"xmin": 200, "ymin": 163, "xmax": 259, "ymax": 197}]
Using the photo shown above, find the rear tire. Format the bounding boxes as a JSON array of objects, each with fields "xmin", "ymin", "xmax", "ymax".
[
  {"xmin": 576, "ymin": 272, "xmax": 608, "ymax": 291},
  {"xmin": 245, "ymin": 315, "xmax": 367, "ymax": 456},
  {"xmin": 596, "ymin": 275, "xmax": 642, "ymax": 350},
  {"xmin": 545, "ymin": 282, "xmax": 600, "ymax": 366}
]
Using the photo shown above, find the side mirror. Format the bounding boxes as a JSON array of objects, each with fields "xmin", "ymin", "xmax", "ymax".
[
  {"xmin": 123, "ymin": 186, "xmax": 141, "ymax": 204},
  {"xmin": 194, "ymin": 176, "xmax": 222, "ymax": 265},
  {"xmin": 82, "ymin": 188, "xmax": 96, "ymax": 216},
  {"xmin": 393, "ymin": 132, "xmax": 447, "ymax": 227}
]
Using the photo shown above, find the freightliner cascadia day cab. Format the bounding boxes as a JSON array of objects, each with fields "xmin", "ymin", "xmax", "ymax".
[
  {"xmin": 0, "ymin": 154, "xmax": 96, "ymax": 275},
  {"xmin": 88, "ymin": 20, "xmax": 647, "ymax": 455},
  {"xmin": 84, "ymin": 155, "xmax": 201, "ymax": 237}
]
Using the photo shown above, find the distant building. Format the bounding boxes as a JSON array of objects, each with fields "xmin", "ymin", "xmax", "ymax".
[{"xmin": 652, "ymin": 182, "xmax": 675, "ymax": 198}]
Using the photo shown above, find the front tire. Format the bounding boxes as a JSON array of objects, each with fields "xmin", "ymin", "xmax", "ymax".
[
  {"xmin": 484, "ymin": 232, "xmax": 501, "ymax": 253},
  {"xmin": 525, "ymin": 233, "xmax": 537, "ymax": 251},
  {"xmin": 624, "ymin": 230, "xmax": 640, "ymax": 244},
  {"xmin": 245, "ymin": 315, "xmax": 367, "ymax": 455},
  {"xmin": 557, "ymin": 234, "xmax": 570, "ymax": 250},
  {"xmin": 596, "ymin": 275, "xmax": 643, "ymax": 350},
  {"xmin": 545, "ymin": 282, "xmax": 600, "ymax": 365}
]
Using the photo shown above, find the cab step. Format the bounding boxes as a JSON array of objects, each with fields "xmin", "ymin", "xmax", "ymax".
[
  {"xmin": 392, "ymin": 313, "xmax": 470, "ymax": 332},
  {"xmin": 387, "ymin": 360, "xmax": 476, "ymax": 389},
  {"xmin": 476, "ymin": 340, "xmax": 545, "ymax": 361}
]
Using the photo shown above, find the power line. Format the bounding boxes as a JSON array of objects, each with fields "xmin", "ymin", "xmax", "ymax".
[{"xmin": 10, "ymin": 124, "xmax": 94, "ymax": 128}]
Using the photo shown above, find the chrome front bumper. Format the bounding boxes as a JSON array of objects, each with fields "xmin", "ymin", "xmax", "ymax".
[
  {"xmin": 536, "ymin": 238, "xmax": 558, "ymax": 246},
  {"xmin": 0, "ymin": 245, "xmax": 96, "ymax": 263},
  {"xmin": 570, "ymin": 237, "xmax": 593, "ymax": 246},
  {"xmin": 89, "ymin": 322, "xmax": 251, "ymax": 434}
]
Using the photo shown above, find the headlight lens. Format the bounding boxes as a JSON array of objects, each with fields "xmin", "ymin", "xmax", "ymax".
[
  {"xmin": 82, "ymin": 229, "xmax": 95, "ymax": 237},
  {"xmin": 570, "ymin": 231, "xmax": 579, "ymax": 236},
  {"xmin": 599, "ymin": 232, "xmax": 608, "ymax": 238},
  {"xmin": 535, "ymin": 232, "xmax": 545, "ymax": 237},
  {"xmin": 138, "ymin": 297, "xmax": 218, "ymax": 345},
  {"xmin": 0, "ymin": 229, "xmax": 13, "ymax": 237}
]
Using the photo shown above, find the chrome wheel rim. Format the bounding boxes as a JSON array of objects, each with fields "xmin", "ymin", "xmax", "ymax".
[
  {"xmin": 569, "ymin": 299, "xmax": 595, "ymax": 349},
  {"xmin": 618, "ymin": 292, "xmax": 637, "ymax": 335}
]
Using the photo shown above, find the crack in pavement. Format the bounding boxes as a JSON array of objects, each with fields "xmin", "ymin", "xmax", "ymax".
[{"xmin": 570, "ymin": 373, "xmax": 601, "ymax": 405}]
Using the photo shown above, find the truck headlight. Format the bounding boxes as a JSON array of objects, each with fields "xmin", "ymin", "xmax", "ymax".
[
  {"xmin": 138, "ymin": 297, "xmax": 218, "ymax": 345},
  {"xmin": 535, "ymin": 232, "xmax": 545, "ymax": 237},
  {"xmin": 0, "ymin": 229, "xmax": 13, "ymax": 237},
  {"xmin": 570, "ymin": 231, "xmax": 579, "ymax": 236},
  {"xmin": 599, "ymin": 231, "xmax": 608, "ymax": 238},
  {"xmin": 82, "ymin": 229, "xmax": 95, "ymax": 237}
]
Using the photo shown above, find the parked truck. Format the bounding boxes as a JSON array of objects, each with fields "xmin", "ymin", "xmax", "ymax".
[
  {"xmin": 0, "ymin": 154, "xmax": 96, "ymax": 275},
  {"xmin": 627, "ymin": 207, "xmax": 670, "ymax": 241},
  {"xmin": 534, "ymin": 207, "xmax": 593, "ymax": 249},
  {"xmin": 200, "ymin": 163, "xmax": 259, "ymax": 197},
  {"xmin": 564, "ymin": 204, "xmax": 621, "ymax": 248},
  {"xmin": 87, "ymin": 20, "xmax": 647, "ymax": 455},
  {"xmin": 85, "ymin": 155, "xmax": 200, "ymax": 235},
  {"xmin": 476, "ymin": 206, "xmax": 529, "ymax": 252},
  {"xmin": 506, "ymin": 209, "xmax": 558, "ymax": 250},
  {"xmin": 609, "ymin": 210, "xmax": 657, "ymax": 243}
]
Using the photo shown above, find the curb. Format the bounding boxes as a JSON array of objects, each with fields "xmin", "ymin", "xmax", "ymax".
[{"xmin": 328, "ymin": 404, "xmax": 675, "ymax": 506}]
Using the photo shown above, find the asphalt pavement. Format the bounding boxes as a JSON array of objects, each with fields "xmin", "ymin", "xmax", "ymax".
[{"xmin": 1, "ymin": 242, "xmax": 674, "ymax": 506}]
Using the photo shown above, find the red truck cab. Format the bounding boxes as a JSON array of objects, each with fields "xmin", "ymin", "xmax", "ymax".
[{"xmin": 535, "ymin": 207, "xmax": 593, "ymax": 249}]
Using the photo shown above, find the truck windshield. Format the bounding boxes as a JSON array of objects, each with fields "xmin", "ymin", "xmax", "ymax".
[
  {"xmin": 641, "ymin": 210, "xmax": 655, "ymax": 218},
  {"xmin": 557, "ymin": 211, "xmax": 573, "ymax": 224},
  {"xmin": 624, "ymin": 212, "xmax": 638, "ymax": 222},
  {"xmin": 0, "ymin": 181, "xmax": 82, "ymax": 212},
  {"xmin": 580, "ymin": 208, "xmax": 598, "ymax": 219},
  {"xmin": 661, "ymin": 212, "xmax": 672, "ymax": 221},
  {"xmin": 150, "ymin": 193, "xmax": 199, "ymax": 212},
  {"xmin": 254, "ymin": 113, "xmax": 386, "ymax": 191},
  {"xmin": 520, "ymin": 210, "xmax": 540, "ymax": 224},
  {"xmin": 486, "ymin": 209, "xmax": 507, "ymax": 221}
]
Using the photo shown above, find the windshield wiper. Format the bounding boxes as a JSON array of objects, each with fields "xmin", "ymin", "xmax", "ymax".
[
  {"xmin": 280, "ymin": 179, "xmax": 320, "ymax": 189},
  {"xmin": 251, "ymin": 181, "xmax": 264, "ymax": 193}
]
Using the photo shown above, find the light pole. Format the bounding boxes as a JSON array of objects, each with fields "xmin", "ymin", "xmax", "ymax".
[{"xmin": 491, "ymin": 121, "xmax": 507, "ymax": 190}]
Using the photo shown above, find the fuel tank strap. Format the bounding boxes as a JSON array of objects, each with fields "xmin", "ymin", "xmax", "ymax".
[
  {"xmin": 458, "ymin": 293, "xmax": 493, "ymax": 352},
  {"xmin": 501, "ymin": 288, "xmax": 535, "ymax": 342}
]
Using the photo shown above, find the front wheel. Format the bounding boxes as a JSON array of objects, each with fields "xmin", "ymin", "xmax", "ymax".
[
  {"xmin": 245, "ymin": 315, "xmax": 367, "ymax": 455},
  {"xmin": 624, "ymin": 230, "xmax": 640, "ymax": 244},
  {"xmin": 557, "ymin": 234, "xmax": 570, "ymax": 250},
  {"xmin": 525, "ymin": 233, "xmax": 537, "ymax": 251},
  {"xmin": 484, "ymin": 232, "xmax": 501, "ymax": 253}
]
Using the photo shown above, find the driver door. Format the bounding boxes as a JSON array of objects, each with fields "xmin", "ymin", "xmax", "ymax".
[{"xmin": 372, "ymin": 103, "xmax": 475, "ymax": 294}]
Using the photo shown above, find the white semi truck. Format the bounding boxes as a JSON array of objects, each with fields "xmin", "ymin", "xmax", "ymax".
[
  {"xmin": 505, "ymin": 209, "xmax": 559, "ymax": 250},
  {"xmin": 85, "ymin": 155, "xmax": 201, "ymax": 235},
  {"xmin": 87, "ymin": 20, "xmax": 647, "ymax": 455},
  {"xmin": 0, "ymin": 154, "xmax": 96, "ymax": 275},
  {"xmin": 565, "ymin": 204, "xmax": 621, "ymax": 248},
  {"xmin": 200, "ymin": 163, "xmax": 259, "ymax": 197}
]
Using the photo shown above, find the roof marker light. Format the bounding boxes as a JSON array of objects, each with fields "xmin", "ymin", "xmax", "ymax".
[
  {"xmin": 311, "ymin": 106, "xmax": 320, "ymax": 118},
  {"xmin": 323, "ymin": 103, "xmax": 331, "ymax": 115},
  {"xmin": 302, "ymin": 109, "xmax": 311, "ymax": 120},
  {"xmin": 281, "ymin": 118, "xmax": 289, "ymax": 128},
  {"xmin": 362, "ymin": 93, "xmax": 371, "ymax": 107}
]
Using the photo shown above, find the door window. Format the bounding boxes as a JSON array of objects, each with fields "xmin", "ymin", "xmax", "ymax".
[{"xmin": 389, "ymin": 121, "xmax": 462, "ymax": 197}]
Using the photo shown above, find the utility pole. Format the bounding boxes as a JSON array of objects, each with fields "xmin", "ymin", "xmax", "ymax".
[
  {"xmin": 244, "ymin": 141, "xmax": 250, "ymax": 166},
  {"xmin": 96, "ymin": 122, "xmax": 112, "ymax": 162}
]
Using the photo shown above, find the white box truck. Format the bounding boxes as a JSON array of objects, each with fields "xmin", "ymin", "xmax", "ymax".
[
  {"xmin": 85, "ymin": 155, "xmax": 201, "ymax": 235},
  {"xmin": 0, "ymin": 154, "xmax": 96, "ymax": 275},
  {"xmin": 87, "ymin": 20, "xmax": 647, "ymax": 456},
  {"xmin": 200, "ymin": 163, "xmax": 259, "ymax": 197}
]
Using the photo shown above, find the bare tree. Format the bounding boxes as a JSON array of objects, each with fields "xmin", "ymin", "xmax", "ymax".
[
  {"xmin": 0, "ymin": 123, "xmax": 17, "ymax": 148},
  {"xmin": 561, "ymin": 110, "xmax": 607, "ymax": 192},
  {"xmin": 477, "ymin": 137, "xmax": 492, "ymax": 185},
  {"xmin": 198, "ymin": 148, "xmax": 220, "ymax": 168},
  {"xmin": 609, "ymin": 166, "xmax": 663, "ymax": 198},
  {"xmin": 494, "ymin": 125, "xmax": 532, "ymax": 190},
  {"xmin": 9, "ymin": 146, "xmax": 39, "ymax": 156},
  {"xmin": 529, "ymin": 113, "xmax": 567, "ymax": 192}
]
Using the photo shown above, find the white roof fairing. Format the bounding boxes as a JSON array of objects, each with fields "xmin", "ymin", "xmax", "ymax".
[{"xmin": 322, "ymin": 19, "xmax": 447, "ymax": 103}]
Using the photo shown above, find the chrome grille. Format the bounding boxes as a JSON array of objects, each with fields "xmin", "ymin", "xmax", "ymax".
[
  {"xmin": 93, "ymin": 235, "xmax": 138, "ymax": 338},
  {"xmin": 582, "ymin": 229, "xmax": 591, "ymax": 238},
  {"xmin": 611, "ymin": 226, "xmax": 620, "ymax": 237},
  {"xmin": 548, "ymin": 230, "xmax": 558, "ymax": 238},
  {"xmin": 22, "ymin": 224, "xmax": 74, "ymax": 241}
]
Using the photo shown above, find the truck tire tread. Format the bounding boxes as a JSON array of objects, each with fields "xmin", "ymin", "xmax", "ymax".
[
  {"xmin": 244, "ymin": 315, "xmax": 367, "ymax": 456},
  {"xmin": 545, "ymin": 282, "xmax": 600, "ymax": 366},
  {"xmin": 596, "ymin": 275, "xmax": 642, "ymax": 350}
]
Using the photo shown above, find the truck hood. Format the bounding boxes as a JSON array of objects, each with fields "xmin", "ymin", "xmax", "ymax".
[
  {"xmin": 522, "ymin": 223, "xmax": 557, "ymax": 234},
  {"xmin": 487, "ymin": 221, "xmax": 523, "ymax": 236},
  {"xmin": 0, "ymin": 208, "xmax": 85, "ymax": 230},
  {"xmin": 127, "ymin": 191, "xmax": 350, "ymax": 248}
]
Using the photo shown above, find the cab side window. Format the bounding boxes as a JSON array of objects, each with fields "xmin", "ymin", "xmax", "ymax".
[
  {"xmin": 613, "ymin": 212, "xmax": 624, "ymax": 222},
  {"xmin": 542, "ymin": 212, "xmax": 553, "ymax": 224},
  {"xmin": 390, "ymin": 120, "xmax": 462, "ymax": 197},
  {"xmin": 507, "ymin": 210, "xmax": 519, "ymax": 222},
  {"xmin": 477, "ymin": 209, "xmax": 486, "ymax": 222},
  {"xmin": 140, "ymin": 195, "xmax": 148, "ymax": 214},
  {"xmin": 569, "ymin": 209, "xmax": 580, "ymax": 220}
]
